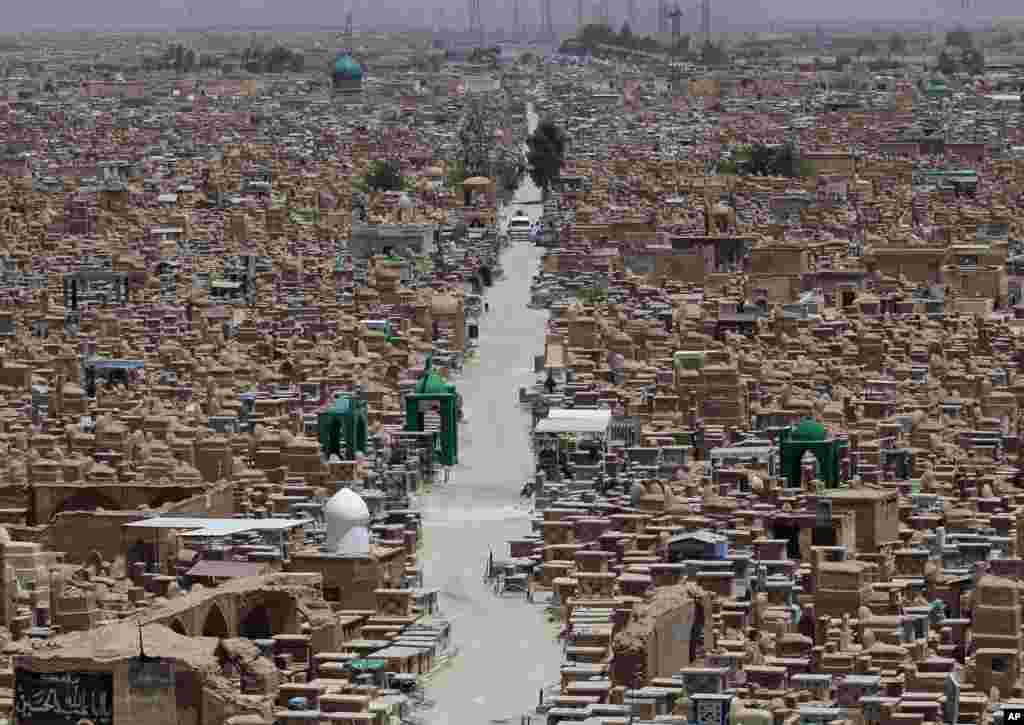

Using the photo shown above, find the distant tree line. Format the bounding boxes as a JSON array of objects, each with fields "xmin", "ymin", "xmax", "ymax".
[
  {"xmin": 932, "ymin": 26, "xmax": 985, "ymax": 76},
  {"xmin": 241, "ymin": 45, "xmax": 305, "ymax": 74},
  {"xmin": 141, "ymin": 44, "xmax": 199, "ymax": 73},
  {"xmin": 466, "ymin": 47, "xmax": 500, "ymax": 66},
  {"xmin": 561, "ymin": 23, "xmax": 664, "ymax": 56},
  {"xmin": 140, "ymin": 42, "xmax": 304, "ymax": 74},
  {"xmin": 563, "ymin": 22, "xmax": 729, "ymax": 66}
]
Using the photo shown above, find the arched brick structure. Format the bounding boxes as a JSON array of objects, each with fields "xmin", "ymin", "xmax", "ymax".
[
  {"xmin": 144, "ymin": 574, "xmax": 326, "ymax": 644},
  {"xmin": 201, "ymin": 603, "xmax": 230, "ymax": 638},
  {"xmin": 239, "ymin": 605, "xmax": 272, "ymax": 639},
  {"xmin": 238, "ymin": 590, "xmax": 300, "ymax": 640}
]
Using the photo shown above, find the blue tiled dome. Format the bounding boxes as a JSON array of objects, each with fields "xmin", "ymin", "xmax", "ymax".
[{"xmin": 333, "ymin": 53, "xmax": 363, "ymax": 82}]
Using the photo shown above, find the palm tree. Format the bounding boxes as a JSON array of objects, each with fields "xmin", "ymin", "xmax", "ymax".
[{"xmin": 526, "ymin": 120, "xmax": 568, "ymax": 197}]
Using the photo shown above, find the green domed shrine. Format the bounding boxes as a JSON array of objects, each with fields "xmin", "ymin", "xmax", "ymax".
[
  {"xmin": 332, "ymin": 52, "xmax": 364, "ymax": 94},
  {"xmin": 790, "ymin": 418, "xmax": 827, "ymax": 442},
  {"xmin": 404, "ymin": 354, "xmax": 460, "ymax": 466},
  {"xmin": 780, "ymin": 417, "xmax": 841, "ymax": 488}
]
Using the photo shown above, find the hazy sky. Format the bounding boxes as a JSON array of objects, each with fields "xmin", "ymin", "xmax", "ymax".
[{"xmin": 5, "ymin": 0, "xmax": 1013, "ymax": 33}]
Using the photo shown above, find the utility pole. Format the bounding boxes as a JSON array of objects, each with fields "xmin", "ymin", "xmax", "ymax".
[
  {"xmin": 513, "ymin": 0, "xmax": 521, "ymax": 35},
  {"xmin": 658, "ymin": 0, "xmax": 668, "ymax": 34},
  {"xmin": 600, "ymin": 0, "xmax": 610, "ymax": 26},
  {"xmin": 628, "ymin": 0, "xmax": 637, "ymax": 30},
  {"xmin": 577, "ymin": 0, "xmax": 584, "ymax": 30}
]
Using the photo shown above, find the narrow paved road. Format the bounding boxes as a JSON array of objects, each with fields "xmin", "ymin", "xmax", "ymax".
[{"xmin": 416, "ymin": 104, "xmax": 557, "ymax": 725}]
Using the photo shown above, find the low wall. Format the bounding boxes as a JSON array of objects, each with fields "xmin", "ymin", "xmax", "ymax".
[
  {"xmin": 162, "ymin": 480, "xmax": 236, "ymax": 516},
  {"xmin": 46, "ymin": 481, "xmax": 236, "ymax": 564},
  {"xmin": 49, "ymin": 510, "xmax": 148, "ymax": 564}
]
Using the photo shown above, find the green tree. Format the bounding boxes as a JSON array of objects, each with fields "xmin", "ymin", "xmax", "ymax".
[
  {"xmin": 493, "ymin": 150, "xmax": 525, "ymax": 193},
  {"xmin": 446, "ymin": 159, "xmax": 468, "ymax": 190},
  {"xmin": 619, "ymin": 22, "xmax": 634, "ymax": 48},
  {"xmin": 746, "ymin": 143, "xmax": 777, "ymax": 175},
  {"xmin": 888, "ymin": 32, "xmax": 907, "ymax": 57},
  {"xmin": 937, "ymin": 49, "xmax": 958, "ymax": 75},
  {"xmin": 458, "ymin": 100, "xmax": 494, "ymax": 178},
  {"xmin": 947, "ymin": 25, "xmax": 972, "ymax": 49},
  {"xmin": 577, "ymin": 286, "xmax": 607, "ymax": 305},
  {"xmin": 526, "ymin": 119, "xmax": 568, "ymax": 196},
  {"xmin": 363, "ymin": 159, "xmax": 405, "ymax": 192},
  {"xmin": 992, "ymin": 31, "xmax": 1015, "ymax": 47},
  {"xmin": 700, "ymin": 41, "xmax": 727, "ymax": 66},
  {"xmin": 576, "ymin": 22, "xmax": 616, "ymax": 53},
  {"xmin": 961, "ymin": 47, "xmax": 985, "ymax": 75},
  {"xmin": 857, "ymin": 38, "xmax": 878, "ymax": 59},
  {"xmin": 731, "ymin": 143, "xmax": 806, "ymax": 178}
]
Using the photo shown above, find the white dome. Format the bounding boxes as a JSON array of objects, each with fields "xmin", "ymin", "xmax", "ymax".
[{"xmin": 324, "ymin": 487, "xmax": 371, "ymax": 556}]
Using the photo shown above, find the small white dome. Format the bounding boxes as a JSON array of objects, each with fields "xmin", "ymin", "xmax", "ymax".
[{"xmin": 324, "ymin": 487, "xmax": 371, "ymax": 556}]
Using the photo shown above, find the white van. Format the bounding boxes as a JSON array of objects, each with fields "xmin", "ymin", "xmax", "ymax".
[{"xmin": 506, "ymin": 211, "xmax": 532, "ymax": 242}]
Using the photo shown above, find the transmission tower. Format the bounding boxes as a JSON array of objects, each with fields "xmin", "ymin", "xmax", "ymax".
[
  {"xmin": 338, "ymin": 10, "xmax": 354, "ymax": 53},
  {"xmin": 468, "ymin": 0, "xmax": 484, "ymax": 45},
  {"xmin": 665, "ymin": 3, "xmax": 683, "ymax": 50},
  {"xmin": 542, "ymin": 0, "xmax": 555, "ymax": 40},
  {"xmin": 658, "ymin": 0, "xmax": 668, "ymax": 33},
  {"xmin": 700, "ymin": 0, "xmax": 711, "ymax": 46},
  {"xmin": 577, "ymin": 0, "xmax": 584, "ymax": 29},
  {"xmin": 600, "ymin": 0, "xmax": 610, "ymax": 26},
  {"xmin": 628, "ymin": 0, "xmax": 637, "ymax": 29},
  {"xmin": 513, "ymin": 0, "xmax": 521, "ymax": 34}
]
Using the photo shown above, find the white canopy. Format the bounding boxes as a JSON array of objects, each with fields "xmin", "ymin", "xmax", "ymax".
[
  {"xmin": 535, "ymin": 408, "xmax": 611, "ymax": 435},
  {"xmin": 123, "ymin": 516, "xmax": 307, "ymax": 538}
]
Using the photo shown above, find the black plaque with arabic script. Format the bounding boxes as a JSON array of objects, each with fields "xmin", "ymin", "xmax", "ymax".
[{"xmin": 14, "ymin": 668, "xmax": 114, "ymax": 725}]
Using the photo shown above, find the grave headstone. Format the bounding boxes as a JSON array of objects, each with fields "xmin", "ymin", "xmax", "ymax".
[
  {"xmin": 944, "ymin": 672, "xmax": 960, "ymax": 725},
  {"xmin": 816, "ymin": 497, "xmax": 833, "ymax": 527},
  {"xmin": 690, "ymin": 693, "xmax": 733, "ymax": 725}
]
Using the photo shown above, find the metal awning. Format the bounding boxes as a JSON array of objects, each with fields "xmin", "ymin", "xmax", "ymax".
[
  {"xmin": 186, "ymin": 560, "xmax": 268, "ymax": 578},
  {"xmin": 535, "ymin": 409, "xmax": 612, "ymax": 435},
  {"xmin": 88, "ymin": 358, "xmax": 145, "ymax": 371},
  {"xmin": 123, "ymin": 516, "xmax": 307, "ymax": 537},
  {"xmin": 709, "ymin": 446, "xmax": 775, "ymax": 458}
]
